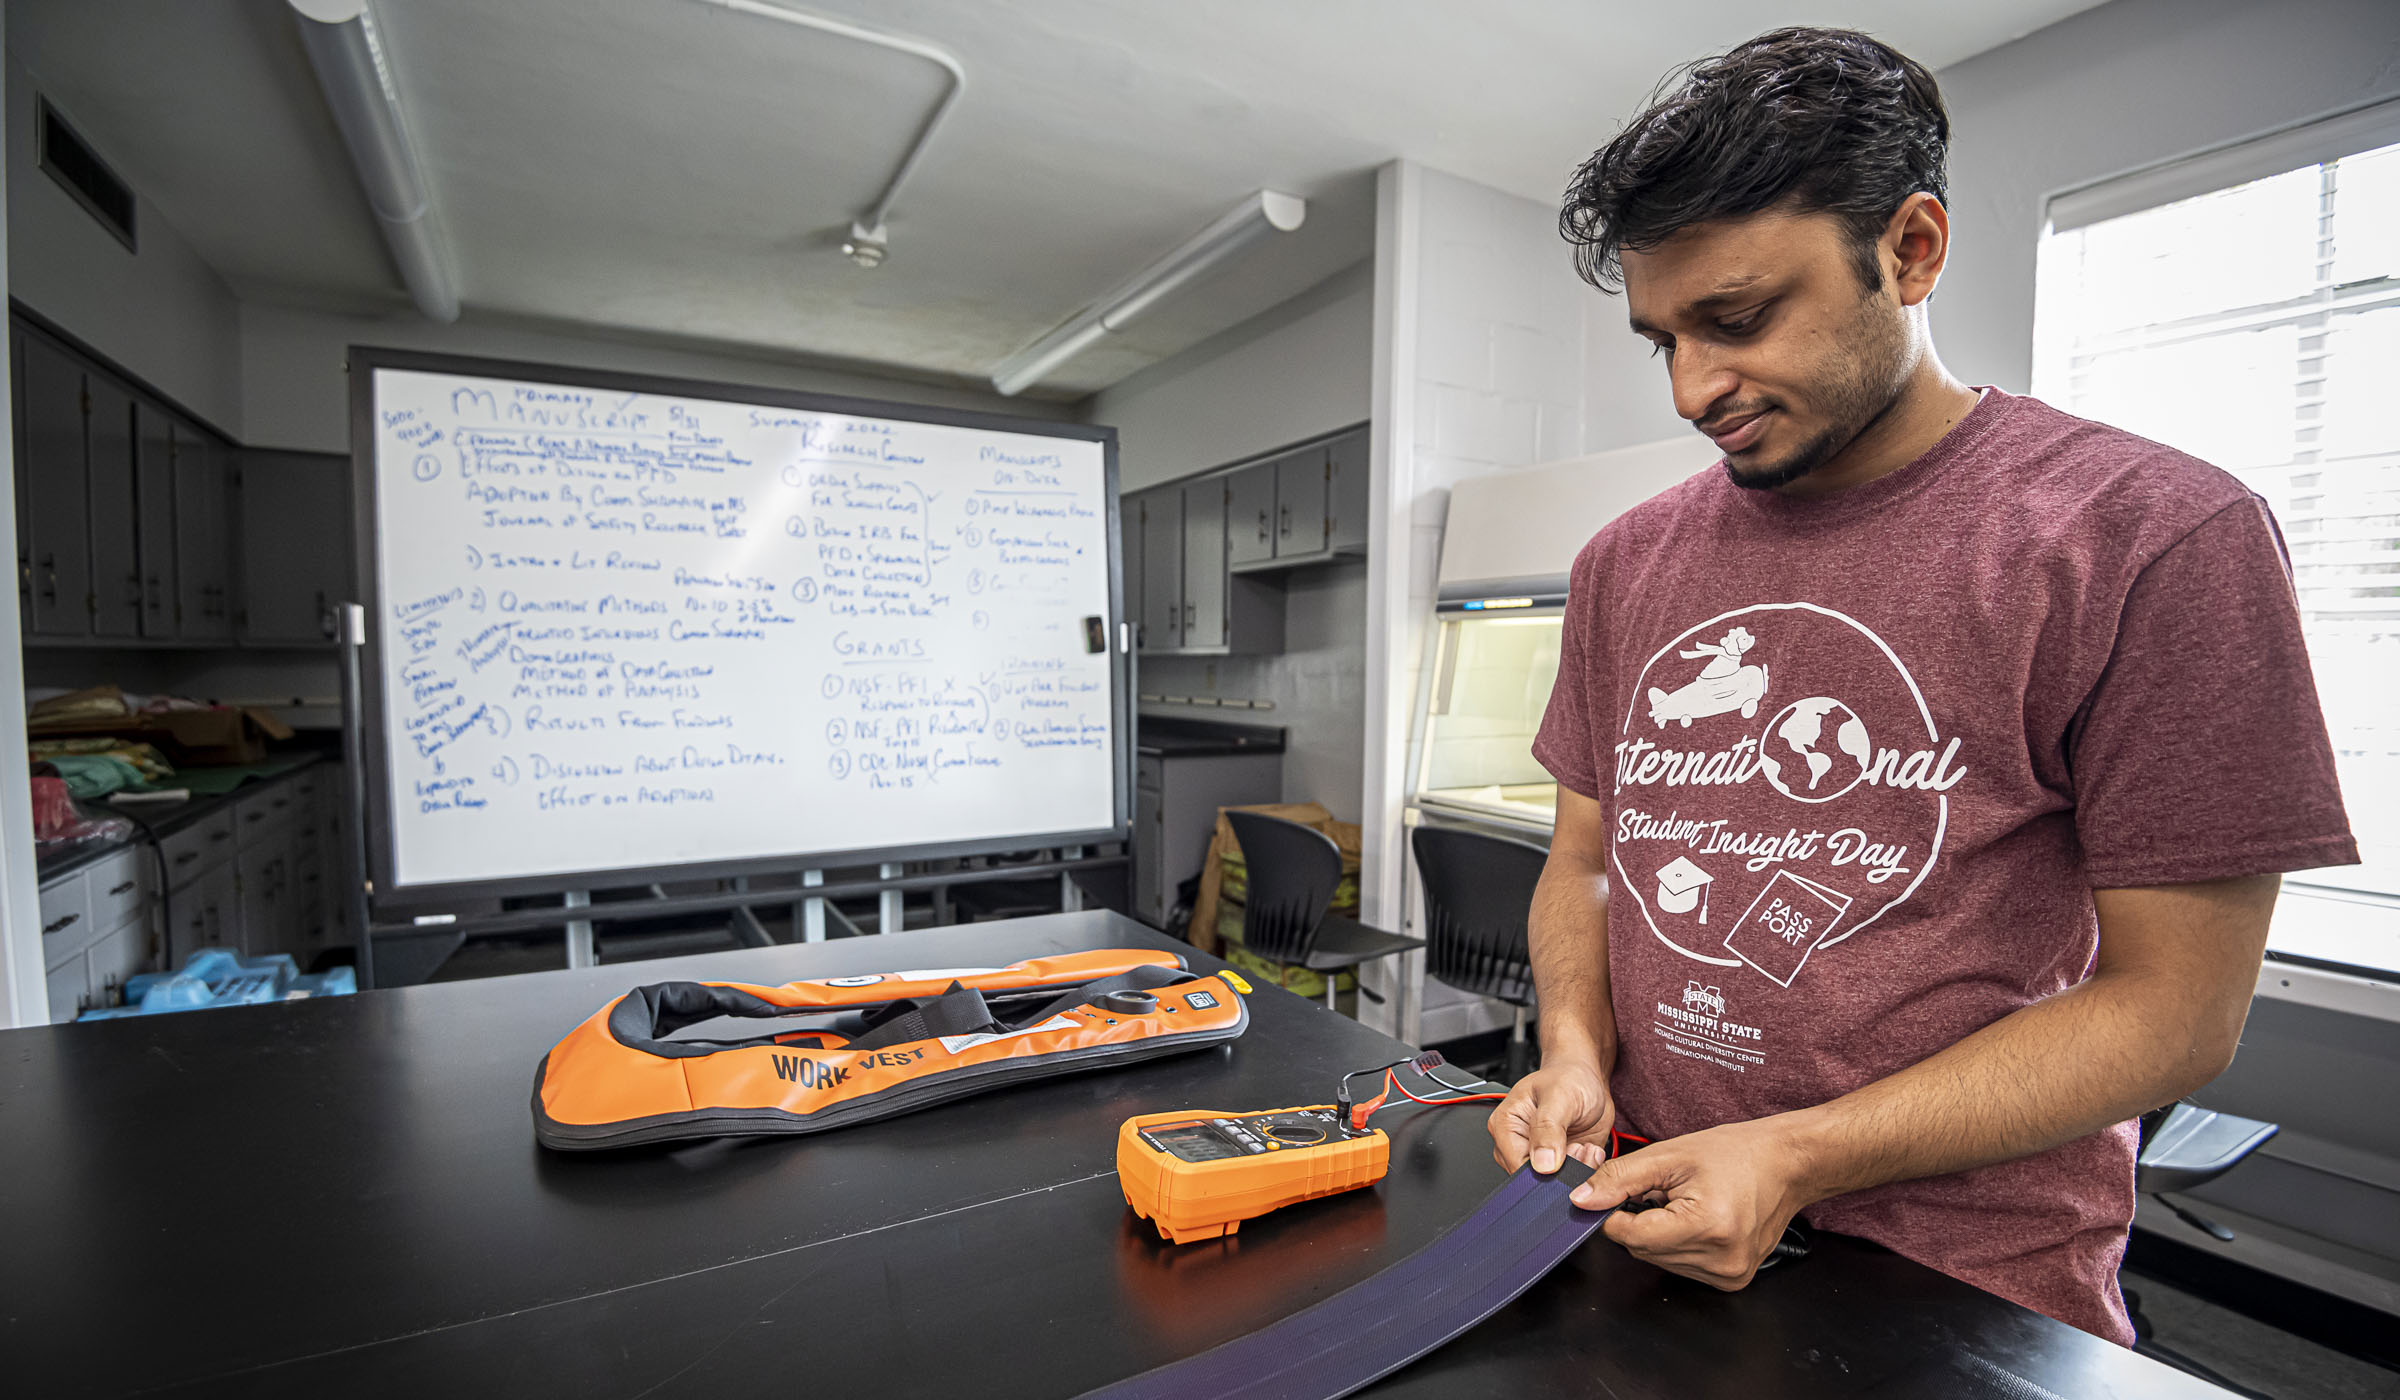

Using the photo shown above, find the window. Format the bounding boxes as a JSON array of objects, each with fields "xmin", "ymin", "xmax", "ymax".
[{"xmin": 2032, "ymin": 104, "xmax": 2400, "ymax": 978}]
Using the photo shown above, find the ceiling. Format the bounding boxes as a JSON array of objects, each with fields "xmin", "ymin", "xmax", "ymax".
[{"xmin": 9, "ymin": 0, "xmax": 2105, "ymax": 399}]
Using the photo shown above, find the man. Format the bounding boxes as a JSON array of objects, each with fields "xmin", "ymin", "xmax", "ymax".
[{"xmin": 1490, "ymin": 27, "xmax": 2357, "ymax": 1344}]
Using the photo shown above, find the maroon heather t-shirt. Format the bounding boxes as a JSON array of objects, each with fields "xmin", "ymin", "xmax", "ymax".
[{"xmin": 1531, "ymin": 389, "xmax": 2357, "ymax": 1344}]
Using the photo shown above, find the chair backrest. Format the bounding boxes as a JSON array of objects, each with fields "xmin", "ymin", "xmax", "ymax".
[
  {"xmin": 1411, "ymin": 824, "xmax": 1547, "ymax": 1006},
  {"xmin": 1226, "ymin": 810, "xmax": 1343, "ymax": 965}
]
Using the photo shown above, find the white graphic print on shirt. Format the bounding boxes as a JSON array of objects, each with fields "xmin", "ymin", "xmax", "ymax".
[{"xmin": 1613, "ymin": 603, "xmax": 1966, "ymax": 1070}]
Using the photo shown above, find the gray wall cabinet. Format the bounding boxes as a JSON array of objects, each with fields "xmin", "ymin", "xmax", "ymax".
[
  {"xmin": 19, "ymin": 330, "xmax": 91, "ymax": 637},
  {"xmin": 135, "ymin": 404, "xmax": 178, "ymax": 638},
  {"xmin": 86, "ymin": 378, "xmax": 140, "ymax": 638},
  {"xmin": 1139, "ymin": 491, "xmax": 1183, "ymax": 651},
  {"xmin": 237, "ymin": 450, "xmax": 349, "ymax": 643},
  {"xmin": 172, "ymin": 426, "xmax": 232, "ymax": 641},
  {"xmin": 1181, "ymin": 479, "xmax": 1227, "ymax": 647},
  {"xmin": 1226, "ymin": 462, "xmax": 1276, "ymax": 569},
  {"xmin": 1121, "ymin": 424, "xmax": 1363, "ymax": 657},
  {"xmin": 11, "ymin": 315, "xmax": 350, "ymax": 651},
  {"xmin": 1325, "ymin": 429, "xmax": 1369, "ymax": 553}
]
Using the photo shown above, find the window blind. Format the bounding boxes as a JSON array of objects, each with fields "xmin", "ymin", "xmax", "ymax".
[{"xmin": 2033, "ymin": 120, "xmax": 2400, "ymax": 943}]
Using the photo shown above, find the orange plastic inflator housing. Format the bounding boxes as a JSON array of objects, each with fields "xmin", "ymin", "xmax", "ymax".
[{"xmin": 1118, "ymin": 1106, "xmax": 1391, "ymax": 1244}]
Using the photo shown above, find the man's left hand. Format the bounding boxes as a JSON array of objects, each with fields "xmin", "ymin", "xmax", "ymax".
[{"xmin": 1565, "ymin": 1118, "xmax": 1814, "ymax": 1290}]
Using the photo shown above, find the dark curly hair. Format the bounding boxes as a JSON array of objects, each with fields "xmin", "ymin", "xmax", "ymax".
[{"xmin": 1561, "ymin": 27, "xmax": 1949, "ymax": 293}]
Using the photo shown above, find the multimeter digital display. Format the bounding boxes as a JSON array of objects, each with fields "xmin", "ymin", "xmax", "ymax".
[
  {"xmin": 1139, "ymin": 1109, "xmax": 1351, "ymax": 1162},
  {"xmin": 1145, "ymin": 1122, "xmax": 1248, "ymax": 1162}
]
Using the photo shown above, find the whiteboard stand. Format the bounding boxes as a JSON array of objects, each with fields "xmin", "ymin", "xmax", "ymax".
[
  {"xmin": 801, "ymin": 870, "xmax": 826, "ymax": 943},
  {"xmin": 563, "ymin": 890, "xmax": 595, "ymax": 969},
  {"xmin": 338, "ymin": 602, "xmax": 377, "ymax": 990},
  {"xmin": 1060, "ymin": 846, "xmax": 1086, "ymax": 912},
  {"xmin": 878, "ymin": 864, "xmax": 904, "ymax": 934},
  {"xmin": 729, "ymin": 877, "xmax": 776, "ymax": 947}
]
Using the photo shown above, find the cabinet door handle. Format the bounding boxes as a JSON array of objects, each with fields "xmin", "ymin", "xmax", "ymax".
[
  {"xmin": 43, "ymin": 912, "xmax": 79, "ymax": 935},
  {"xmin": 1182, "ymin": 603, "xmax": 1194, "ymax": 628},
  {"xmin": 174, "ymin": 851, "xmax": 199, "ymax": 867},
  {"xmin": 1257, "ymin": 511, "xmax": 1270, "ymax": 542},
  {"xmin": 210, "ymin": 830, "xmax": 231, "ymax": 843},
  {"xmin": 1279, "ymin": 504, "xmax": 1292, "ymax": 539},
  {"xmin": 107, "ymin": 880, "xmax": 137, "ymax": 896}
]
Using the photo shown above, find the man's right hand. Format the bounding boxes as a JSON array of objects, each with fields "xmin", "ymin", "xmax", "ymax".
[{"xmin": 1487, "ymin": 1056, "xmax": 1616, "ymax": 1175}]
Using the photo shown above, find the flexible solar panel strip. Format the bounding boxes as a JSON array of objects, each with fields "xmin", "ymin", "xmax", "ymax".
[{"xmin": 1081, "ymin": 1158, "xmax": 1608, "ymax": 1400}]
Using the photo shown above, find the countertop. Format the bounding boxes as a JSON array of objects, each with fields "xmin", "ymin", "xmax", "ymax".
[
  {"xmin": 1137, "ymin": 714, "xmax": 1286, "ymax": 758},
  {"xmin": 35, "ymin": 751, "xmax": 327, "ymax": 885},
  {"xmin": 0, "ymin": 911, "xmax": 2224, "ymax": 1398}
]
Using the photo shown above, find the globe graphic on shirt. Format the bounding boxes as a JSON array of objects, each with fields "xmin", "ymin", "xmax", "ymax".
[{"xmin": 1756, "ymin": 697, "xmax": 1873, "ymax": 802}]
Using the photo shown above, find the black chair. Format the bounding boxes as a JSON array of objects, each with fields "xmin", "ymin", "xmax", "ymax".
[
  {"xmin": 1226, "ymin": 810, "xmax": 1423, "ymax": 1011},
  {"xmin": 1411, "ymin": 824, "xmax": 1546, "ymax": 1078},
  {"xmin": 2121, "ymin": 1102, "xmax": 2281, "ymax": 1398}
]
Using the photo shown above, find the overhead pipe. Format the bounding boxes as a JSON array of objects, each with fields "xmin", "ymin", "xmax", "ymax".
[
  {"xmin": 700, "ymin": 0, "xmax": 967, "ymax": 268},
  {"xmin": 288, "ymin": 0, "xmax": 460, "ymax": 321},
  {"xmin": 990, "ymin": 190, "xmax": 1307, "ymax": 397}
]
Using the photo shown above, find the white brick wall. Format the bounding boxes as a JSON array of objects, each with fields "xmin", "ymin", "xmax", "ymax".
[{"xmin": 1361, "ymin": 158, "xmax": 1692, "ymax": 1042}]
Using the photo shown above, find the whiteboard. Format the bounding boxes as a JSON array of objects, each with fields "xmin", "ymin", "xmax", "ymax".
[{"xmin": 356, "ymin": 352, "xmax": 1124, "ymax": 896}]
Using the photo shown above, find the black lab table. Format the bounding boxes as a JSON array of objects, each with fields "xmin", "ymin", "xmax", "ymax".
[{"xmin": 0, "ymin": 911, "xmax": 2221, "ymax": 1397}]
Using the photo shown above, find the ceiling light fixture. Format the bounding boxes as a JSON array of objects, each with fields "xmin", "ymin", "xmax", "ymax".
[
  {"xmin": 701, "ymin": 0, "xmax": 965, "ymax": 269},
  {"xmin": 989, "ymin": 190, "xmax": 1307, "ymax": 397},
  {"xmin": 288, "ymin": 0, "xmax": 459, "ymax": 322}
]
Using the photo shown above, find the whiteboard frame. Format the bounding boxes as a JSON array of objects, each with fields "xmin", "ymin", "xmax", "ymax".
[{"xmin": 347, "ymin": 346, "xmax": 1130, "ymax": 908}]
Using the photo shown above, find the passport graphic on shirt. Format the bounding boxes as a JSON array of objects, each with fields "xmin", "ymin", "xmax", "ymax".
[{"xmin": 1720, "ymin": 869, "xmax": 1853, "ymax": 986}]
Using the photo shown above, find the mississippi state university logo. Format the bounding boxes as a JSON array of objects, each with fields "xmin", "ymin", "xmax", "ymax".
[{"xmin": 1614, "ymin": 603, "xmax": 1963, "ymax": 991}]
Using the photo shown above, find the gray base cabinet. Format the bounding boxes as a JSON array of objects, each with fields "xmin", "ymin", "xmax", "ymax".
[
  {"xmin": 1132, "ymin": 748, "xmax": 1284, "ymax": 928},
  {"xmin": 42, "ymin": 763, "xmax": 349, "ymax": 1021},
  {"xmin": 40, "ymin": 845, "xmax": 161, "ymax": 1023}
]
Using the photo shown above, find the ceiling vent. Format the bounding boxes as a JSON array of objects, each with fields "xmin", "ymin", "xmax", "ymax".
[{"xmin": 38, "ymin": 97, "xmax": 137, "ymax": 252}]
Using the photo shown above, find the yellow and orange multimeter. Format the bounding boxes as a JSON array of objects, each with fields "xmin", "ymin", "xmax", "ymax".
[{"xmin": 1118, "ymin": 1105, "xmax": 1390, "ymax": 1243}]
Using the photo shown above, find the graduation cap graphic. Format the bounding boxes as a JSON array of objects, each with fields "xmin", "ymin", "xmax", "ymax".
[{"xmin": 1654, "ymin": 856, "xmax": 1715, "ymax": 923}]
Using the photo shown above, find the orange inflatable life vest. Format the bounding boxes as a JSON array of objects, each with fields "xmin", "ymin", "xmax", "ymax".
[{"xmin": 534, "ymin": 949, "xmax": 1250, "ymax": 1150}]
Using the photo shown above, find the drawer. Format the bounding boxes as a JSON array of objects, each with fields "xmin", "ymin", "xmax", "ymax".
[
  {"xmin": 86, "ymin": 847, "xmax": 149, "ymax": 933},
  {"xmin": 45, "ymin": 952, "xmax": 86, "ymax": 1025},
  {"xmin": 37, "ymin": 872, "xmax": 91, "ymax": 948},
  {"xmin": 238, "ymin": 787, "xmax": 301, "ymax": 843},
  {"xmin": 161, "ymin": 809, "xmax": 239, "ymax": 889}
]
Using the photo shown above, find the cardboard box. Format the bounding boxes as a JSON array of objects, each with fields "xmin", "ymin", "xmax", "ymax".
[{"xmin": 29, "ymin": 706, "xmax": 296, "ymax": 767}]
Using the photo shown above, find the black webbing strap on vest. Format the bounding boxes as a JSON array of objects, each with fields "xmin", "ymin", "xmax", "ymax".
[
  {"xmin": 845, "ymin": 965, "xmax": 1204, "ymax": 1053},
  {"xmin": 1079, "ymin": 1158, "xmax": 1608, "ymax": 1400}
]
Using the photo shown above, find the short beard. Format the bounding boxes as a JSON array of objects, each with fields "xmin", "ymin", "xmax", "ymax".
[{"xmin": 1721, "ymin": 292, "xmax": 1910, "ymax": 493}]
